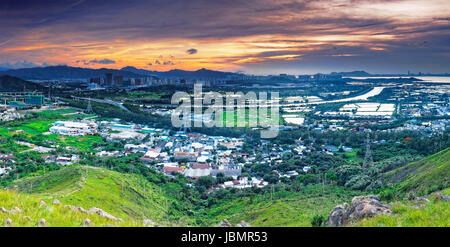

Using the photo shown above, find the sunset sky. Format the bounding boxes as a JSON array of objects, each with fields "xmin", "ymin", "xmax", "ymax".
[{"xmin": 1, "ymin": 0, "xmax": 449, "ymax": 74}]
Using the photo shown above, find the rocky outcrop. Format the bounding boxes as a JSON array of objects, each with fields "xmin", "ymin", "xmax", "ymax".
[
  {"xmin": 143, "ymin": 219, "xmax": 155, "ymax": 227},
  {"xmin": 63, "ymin": 205, "xmax": 121, "ymax": 221},
  {"xmin": 0, "ymin": 206, "xmax": 22, "ymax": 214},
  {"xmin": 3, "ymin": 218, "xmax": 13, "ymax": 227},
  {"xmin": 433, "ymin": 193, "xmax": 450, "ymax": 202},
  {"xmin": 37, "ymin": 218, "xmax": 48, "ymax": 227},
  {"xmin": 82, "ymin": 218, "xmax": 92, "ymax": 227},
  {"xmin": 217, "ymin": 219, "xmax": 232, "ymax": 227},
  {"xmin": 87, "ymin": 207, "xmax": 121, "ymax": 221},
  {"xmin": 236, "ymin": 221, "xmax": 251, "ymax": 227},
  {"xmin": 327, "ymin": 195, "xmax": 391, "ymax": 226}
]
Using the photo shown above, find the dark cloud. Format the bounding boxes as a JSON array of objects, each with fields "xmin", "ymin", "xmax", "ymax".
[
  {"xmin": 89, "ymin": 58, "xmax": 116, "ymax": 64},
  {"xmin": 0, "ymin": 60, "xmax": 50, "ymax": 69},
  {"xmin": 186, "ymin": 48, "xmax": 198, "ymax": 54},
  {"xmin": 0, "ymin": 0, "xmax": 449, "ymax": 73}
]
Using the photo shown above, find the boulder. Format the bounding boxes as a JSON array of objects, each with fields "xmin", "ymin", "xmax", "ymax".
[
  {"xmin": 11, "ymin": 207, "xmax": 22, "ymax": 214},
  {"xmin": 326, "ymin": 203, "xmax": 348, "ymax": 227},
  {"xmin": 23, "ymin": 216, "xmax": 32, "ymax": 221},
  {"xmin": 37, "ymin": 218, "xmax": 48, "ymax": 227},
  {"xmin": 87, "ymin": 207, "xmax": 120, "ymax": 221},
  {"xmin": 143, "ymin": 219, "xmax": 155, "ymax": 227},
  {"xmin": 217, "ymin": 219, "xmax": 232, "ymax": 227},
  {"xmin": 77, "ymin": 206, "xmax": 87, "ymax": 214},
  {"xmin": 53, "ymin": 199, "xmax": 61, "ymax": 205},
  {"xmin": 0, "ymin": 207, "xmax": 9, "ymax": 213},
  {"xmin": 3, "ymin": 218, "xmax": 13, "ymax": 227},
  {"xmin": 327, "ymin": 195, "xmax": 391, "ymax": 226},
  {"xmin": 39, "ymin": 201, "xmax": 47, "ymax": 207},
  {"xmin": 82, "ymin": 218, "xmax": 92, "ymax": 227},
  {"xmin": 433, "ymin": 193, "xmax": 450, "ymax": 202},
  {"xmin": 236, "ymin": 221, "xmax": 251, "ymax": 227}
]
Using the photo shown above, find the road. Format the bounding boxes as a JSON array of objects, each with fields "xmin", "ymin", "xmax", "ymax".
[{"xmin": 71, "ymin": 97, "xmax": 131, "ymax": 112}]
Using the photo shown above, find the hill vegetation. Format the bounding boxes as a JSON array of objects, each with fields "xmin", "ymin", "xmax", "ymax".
[
  {"xmin": 381, "ymin": 147, "xmax": 450, "ymax": 200},
  {"xmin": 0, "ymin": 75, "xmax": 45, "ymax": 92}
]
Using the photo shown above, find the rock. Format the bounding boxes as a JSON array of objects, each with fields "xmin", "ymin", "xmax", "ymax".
[
  {"xmin": 53, "ymin": 199, "xmax": 61, "ymax": 205},
  {"xmin": 217, "ymin": 219, "xmax": 232, "ymax": 227},
  {"xmin": 39, "ymin": 201, "xmax": 47, "ymax": 207},
  {"xmin": 0, "ymin": 207, "xmax": 9, "ymax": 213},
  {"xmin": 327, "ymin": 195, "xmax": 391, "ymax": 226},
  {"xmin": 23, "ymin": 216, "xmax": 32, "ymax": 221},
  {"xmin": 11, "ymin": 207, "xmax": 22, "ymax": 214},
  {"xmin": 143, "ymin": 219, "xmax": 154, "ymax": 227},
  {"xmin": 236, "ymin": 221, "xmax": 251, "ymax": 227},
  {"xmin": 82, "ymin": 218, "xmax": 92, "ymax": 227},
  {"xmin": 3, "ymin": 218, "xmax": 13, "ymax": 227},
  {"xmin": 87, "ymin": 207, "xmax": 120, "ymax": 221},
  {"xmin": 37, "ymin": 218, "xmax": 48, "ymax": 227},
  {"xmin": 326, "ymin": 203, "xmax": 348, "ymax": 227},
  {"xmin": 77, "ymin": 206, "xmax": 87, "ymax": 214},
  {"xmin": 433, "ymin": 193, "xmax": 450, "ymax": 202},
  {"xmin": 104, "ymin": 224, "xmax": 117, "ymax": 227},
  {"xmin": 414, "ymin": 196, "xmax": 431, "ymax": 204}
]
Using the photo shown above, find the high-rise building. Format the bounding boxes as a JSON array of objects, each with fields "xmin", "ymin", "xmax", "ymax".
[
  {"xmin": 114, "ymin": 75, "xmax": 123, "ymax": 86},
  {"xmin": 135, "ymin": 78, "xmax": 142, "ymax": 86},
  {"xmin": 89, "ymin": 77, "xmax": 101, "ymax": 84},
  {"xmin": 105, "ymin": 73, "xmax": 113, "ymax": 86}
]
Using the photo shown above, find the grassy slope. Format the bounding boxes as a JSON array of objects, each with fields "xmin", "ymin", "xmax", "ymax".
[
  {"xmin": 0, "ymin": 189, "xmax": 141, "ymax": 226},
  {"xmin": 9, "ymin": 166, "xmax": 189, "ymax": 226},
  {"xmin": 383, "ymin": 147, "xmax": 450, "ymax": 197},
  {"xmin": 207, "ymin": 185, "xmax": 359, "ymax": 226}
]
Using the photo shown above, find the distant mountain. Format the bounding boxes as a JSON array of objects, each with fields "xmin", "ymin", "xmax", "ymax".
[
  {"xmin": 121, "ymin": 66, "xmax": 237, "ymax": 79},
  {"xmin": 0, "ymin": 65, "xmax": 238, "ymax": 80},
  {"xmin": 0, "ymin": 67, "xmax": 9, "ymax": 71},
  {"xmin": 0, "ymin": 75, "xmax": 45, "ymax": 92},
  {"xmin": 330, "ymin": 71, "xmax": 372, "ymax": 77},
  {"xmin": 0, "ymin": 65, "xmax": 142, "ymax": 80}
]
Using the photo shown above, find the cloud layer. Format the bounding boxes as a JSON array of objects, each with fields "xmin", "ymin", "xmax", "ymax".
[{"xmin": 0, "ymin": 0, "xmax": 449, "ymax": 74}]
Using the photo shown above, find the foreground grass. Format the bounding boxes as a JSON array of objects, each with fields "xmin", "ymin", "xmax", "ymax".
[
  {"xmin": 355, "ymin": 189, "xmax": 450, "ymax": 227},
  {"xmin": 0, "ymin": 189, "xmax": 142, "ymax": 227}
]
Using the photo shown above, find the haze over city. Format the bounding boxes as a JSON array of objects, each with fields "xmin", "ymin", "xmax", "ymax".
[{"xmin": 1, "ymin": 0, "xmax": 449, "ymax": 75}]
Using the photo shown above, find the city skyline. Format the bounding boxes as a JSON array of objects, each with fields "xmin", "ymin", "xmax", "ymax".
[{"xmin": 1, "ymin": 0, "xmax": 449, "ymax": 75}]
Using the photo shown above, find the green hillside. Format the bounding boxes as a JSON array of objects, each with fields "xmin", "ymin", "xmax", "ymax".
[
  {"xmin": 0, "ymin": 189, "xmax": 141, "ymax": 227},
  {"xmin": 382, "ymin": 147, "xmax": 450, "ymax": 199},
  {"xmin": 9, "ymin": 166, "xmax": 190, "ymax": 226}
]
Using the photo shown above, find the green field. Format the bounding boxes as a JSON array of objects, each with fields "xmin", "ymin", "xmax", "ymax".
[{"xmin": 219, "ymin": 108, "xmax": 281, "ymax": 127}]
